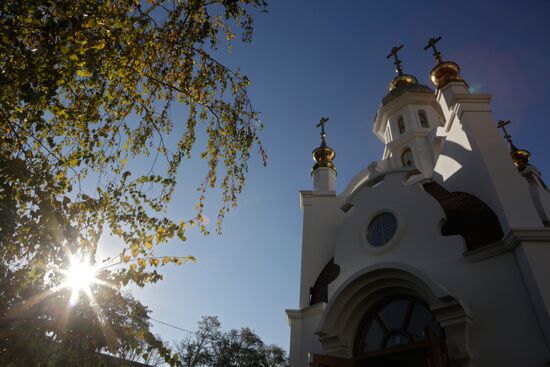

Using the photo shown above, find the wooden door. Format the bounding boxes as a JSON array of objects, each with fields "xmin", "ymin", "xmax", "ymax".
[{"xmin": 426, "ymin": 328, "xmax": 449, "ymax": 367}]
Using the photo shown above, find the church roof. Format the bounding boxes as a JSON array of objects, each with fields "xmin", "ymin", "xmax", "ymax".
[{"xmin": 381, "ymin": 82, "xmax": 434, "ymax": 106}]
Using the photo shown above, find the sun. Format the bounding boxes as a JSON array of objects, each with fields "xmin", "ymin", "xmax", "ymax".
[{"xmin": 60, "ymin": 256, "xmax": 99, "ymax": 305}]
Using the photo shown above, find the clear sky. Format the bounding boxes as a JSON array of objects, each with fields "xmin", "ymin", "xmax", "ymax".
[{"xmin": 100, "ymin": 0, "xmax": 550, "ymax": 351}]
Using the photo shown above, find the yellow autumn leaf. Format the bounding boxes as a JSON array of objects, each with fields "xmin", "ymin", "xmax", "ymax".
[
  {"xmin": 156, "ymin": 227, "xmax": 167, "ymax": 243},
  {"xmin": 122, "ymin": 255, "xmax": 131, "ymax": 263},
  {"xmin": 130, "ymin": 263, "xmax": 137, "ymax": 271},
  {"xmin": 145, "ymin": 241, "xmax": 153, "ymax": 250},
  {"xmin": 162, "ymin": 256, "xmax": 171, "ymax": 265},
  {"xmin": 76, "ymin": 69, "xmax": 92, "ymax": 78},
  {"xmin": 137, "ymin": 258, "xmax": 146, "ymax": 268},
  {"xmin": 130, "ymin": 243, "xmax": 139, "ymax": 255},
  {"xmin": 68, "ymin": 157, "xmax": 79, "ymax": 167},
  {"xmin": 55, "ymin": 109, "xmax": 69, "ymax": 119}
]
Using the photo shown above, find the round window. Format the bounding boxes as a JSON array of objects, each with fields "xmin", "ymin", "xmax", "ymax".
[{"xmin": 367, "ymin": 212, "xmax": 397, "ymax": 247}]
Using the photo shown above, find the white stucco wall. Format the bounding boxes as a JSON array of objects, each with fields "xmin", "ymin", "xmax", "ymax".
[
  {"xmin": 290, "ymin": 170, "xmax": 549, "ymax": 366},
  {"xmin": 288, "ymin": 82, "xmax": 550, "ymax": 367}
]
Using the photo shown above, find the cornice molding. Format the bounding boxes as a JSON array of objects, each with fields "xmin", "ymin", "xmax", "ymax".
[
  {"xmin": 463, "ymin": 228, "xmax": 550, "ymax": 263},
  {"xmin": 285, "ymin": 302, "xmax": 326, "ymax": 322}
]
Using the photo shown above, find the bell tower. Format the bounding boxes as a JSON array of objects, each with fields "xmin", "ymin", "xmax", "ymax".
[{"xmin": 372, "ymin": 45, "xmax": 445, "ymax": 179}]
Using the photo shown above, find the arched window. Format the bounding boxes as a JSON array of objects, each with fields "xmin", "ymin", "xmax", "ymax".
[
  {"xmin": 397, "ymin": 117, "xmax": 406, "ymax": 134},
  {"xmin": 401, "ymin": 148, "xmax": 413, "ymax": 167},
  {"xmin": 418, "ymin": 110, "xmax": 429, "ymax": 128},
  {"xmin": 354, "ymin": 297, "xmax": 443, "ymax": 357}
]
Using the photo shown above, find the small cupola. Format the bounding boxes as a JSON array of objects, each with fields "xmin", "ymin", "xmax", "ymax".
[
  {"xmin": 311, "ymin": 117, "xmax": 336, "ymax": 193},
  {"xmin": 312, "ymin": 118, "xmax": 336, "ymax": 171},
  {"xmin": 424, "ymin": 36, "xmax": 467, "ymax": 89},
  {"xmin": 381, "ymin": 45, "xmax": 434, "ymax": 106},
  {"xmin": 497, "ymin": 120, "xmax": 531, "ymax": 171},
  {"xmin": 386, "ymin": 44, "xmax": 420, "ymax": 92}
]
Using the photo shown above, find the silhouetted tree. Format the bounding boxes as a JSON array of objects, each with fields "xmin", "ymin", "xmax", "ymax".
[{"xmin": 175, "ymin": 316, "xmax": 288, "ymax": 367}]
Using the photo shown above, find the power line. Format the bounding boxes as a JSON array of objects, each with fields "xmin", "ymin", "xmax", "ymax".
[{"xmin": 149, "ymin": 317, "xmax": 196, "ymax": 334}]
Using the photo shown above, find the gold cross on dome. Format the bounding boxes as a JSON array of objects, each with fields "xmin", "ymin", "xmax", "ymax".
[
  {"xmin": 497, "ymin": 120, "xmax": 513, "ymax": 143},
  {"xmin": 386, "ymin": 45, "xmax": 404, "ymax": 76},
  {"xmin": 316, "ymin": 117, "xmax": 330, "ymax": 143},
  {"xmin": 424, "ymin": 36, "xmax": 443, "ymax": 64}
]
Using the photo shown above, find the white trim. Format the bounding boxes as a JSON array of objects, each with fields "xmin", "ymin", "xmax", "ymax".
[
  {"xmin": 342, "ymin": 168, "xmax": 417, "ymax": 211},
  {"xmin": 386, "ymin": 129, "xmax": 430, "ymax": 151},
  {"xmin": 451, "ymin": 93, "xmax": 492, "ymax": 107},
  {"xmin": 462, "ymin": 240, "xmax": 514, "ymax": 263},
  {"xmin": 286, "ymin": 302, "xmax": 326, "ymax": 322},
  {"xmin": 299, "ymin": 190, "xmax": 313, "ymax": 209}
]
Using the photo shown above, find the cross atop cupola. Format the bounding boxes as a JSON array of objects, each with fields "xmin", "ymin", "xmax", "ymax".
[
  {"xmin": 423, "ymin": 36, "xmax": 466, "ymax": 89},
  {"xmin": 424, "ymin": 36, "xmax": 443, "ymax": 64},
  {"xmin": 497, "ymin": 120, "xmax": 513, "ymax": 143},
  {"xmin": 386, "ymin": 45, "xmax": 405, "ymax": 76},
  {"xmin": 385, "ymin": 44, "xmax": 419, "ymax": 91},
  {"xmin": 316, "ymin": 117, "xmax": 330, "ymax": 147}
]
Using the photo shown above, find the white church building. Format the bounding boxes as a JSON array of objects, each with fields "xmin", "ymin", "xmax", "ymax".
[{"xmin": 286, "ymin": 39, "xmax": 550, "ymax": 366}]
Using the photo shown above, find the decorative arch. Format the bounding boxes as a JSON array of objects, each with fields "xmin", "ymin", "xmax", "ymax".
[
  {"xmin": 423, "ymin": 181, "xmax": 504, "ymax": 250},
  {"xmin": 315, "ymin": 263, "xmax": 473, "ymax": 365}
]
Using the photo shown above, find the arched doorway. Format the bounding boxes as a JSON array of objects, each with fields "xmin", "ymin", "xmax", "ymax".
[
  {"xmin": 309, "ymin": 265, "xmax": 472, "ymax": 367},
  {"xmin": 353, "ymin": 296, "xmax": 448, "ymax": 367}
]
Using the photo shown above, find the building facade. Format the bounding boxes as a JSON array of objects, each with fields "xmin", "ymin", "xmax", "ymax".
[{"xmin": 286, "ymin": 43, "xmax": 550, "ymax": 366}]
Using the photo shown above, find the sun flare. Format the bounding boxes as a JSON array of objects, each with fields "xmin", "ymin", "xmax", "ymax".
[{"xmin": 60, "ymin": 256, "xmax": 98, "ymax": 305}]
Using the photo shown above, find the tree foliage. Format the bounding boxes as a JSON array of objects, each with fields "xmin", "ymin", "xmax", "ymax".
[
  {"xmin": 175, "ymin": 316, "xmax": 288, "ymax": 367},
  {"xmin": 0, "ymin": 0, "xmax": 267, "ymax": 364}
]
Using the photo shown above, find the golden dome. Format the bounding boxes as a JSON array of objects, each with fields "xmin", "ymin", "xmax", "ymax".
[
  {"xmin": 429, "ymin": 61, "xmax": 467, "ymax": 89},
  {"xmin": 510, "ymin": 143, "xmax": 530, "ymax": 171},
  {"xmin": 312, "ymin": 143, "xmax": 336, "ymax": 171},
  {"xmin": 312, "ymin": 117, "xmax": 336, "ymax": 172},
  {"xmin": 389, "ymin": 74, "xmax": 419, "ymax": 91},
  {"xmin": 497, "ymin": 120, "xmax": 531, "ymax": 171}
]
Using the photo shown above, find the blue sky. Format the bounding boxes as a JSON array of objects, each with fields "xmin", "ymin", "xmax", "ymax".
[{"xmin": 100, "ymin": 0, "xmax": 550, "ymax": 350}]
